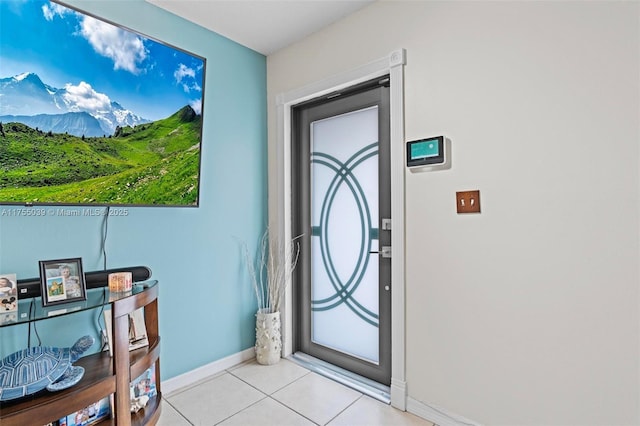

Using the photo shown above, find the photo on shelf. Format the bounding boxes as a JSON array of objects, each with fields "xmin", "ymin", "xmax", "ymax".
[
  {"xmin": 57, "ymin": 395, "xmax": 111, "ymax": 426},
  {"xmin": 0, "ymin": 273, "xmax": 18, "ymax": 314},
  {"xmin": 131, "ymin": 363, "xmax": 157, "ymax": 399},
  {"xmin": 130, "ymin": 362, "xmax": 157, "ymax": 412},
  {"xmin": 103, "ymin": 307, "xmax": 149, "ymax": 356},
  {"xmin": 38, "ymin": 258, "xmax": 87, "ymax": 307},
  {"xmin": 0, "ymin": 311, "xmax": 17, "ymax": 326}
]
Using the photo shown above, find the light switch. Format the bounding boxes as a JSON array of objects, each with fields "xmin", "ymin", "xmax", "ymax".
[{"xmin": 456, "ymin": 190, "xmax": 481, "ymax": 214}]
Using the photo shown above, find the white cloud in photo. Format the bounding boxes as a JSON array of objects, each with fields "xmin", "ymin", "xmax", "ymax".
[
  {"xmin": 190, "ymin": 99, "xmax": 202, "ymax": 115},
  {"xmin": 63, "ymin": 81, "xmax": 111, "ymax": 114},
  {"xmin": 181, "ymin": 82, "xmax": 202, "ymax": 93},
  {"xmin": 174, "ymin": 63, "xmax": 201, "ymax": 93},
  {"xmin": 42, "ymin": 3, "xmax": 69, "ymax": 21},
  {"xmin": 174, "ymin": 63, "xmax": 195, "ymax": 81},
  {"xmin": 78, "ymin": 15, "xmax": 148, "ymax": 75}
]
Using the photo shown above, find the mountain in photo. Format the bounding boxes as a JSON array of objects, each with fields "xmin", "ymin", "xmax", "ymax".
[
  {"xmin": 0, "ymin": 105, "xmax": 202, "ymax": 206},
  {"xmin": 0, "ymin": 112, "xmax": 104, "ymax": 137},
  {"xmin": 0, "ymin": 72, "xmax": 149, "ymax": 137}
]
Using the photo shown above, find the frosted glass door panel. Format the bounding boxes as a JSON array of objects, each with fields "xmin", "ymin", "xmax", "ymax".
[{"xmin": 310, "ymin": 106, "xmax": 380, "ymax": 364}]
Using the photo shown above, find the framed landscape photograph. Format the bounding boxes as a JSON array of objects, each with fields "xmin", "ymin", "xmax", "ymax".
[
  {"xmin": 39, "ymin": 258, "xmax": 87, "ymax": 307},
  {"xmin": 0, "ymin": 0, "xmax": 206, "ymax": 207}
]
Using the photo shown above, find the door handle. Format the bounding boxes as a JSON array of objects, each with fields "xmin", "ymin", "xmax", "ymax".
[{"xmin": 369, "ymin": 246, "xmax": 391, "ymax": 258}]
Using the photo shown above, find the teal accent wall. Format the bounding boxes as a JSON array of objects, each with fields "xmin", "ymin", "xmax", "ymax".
[{"xmin": 0, "ymin": 0, "xmax": 267, "ymax": 381}]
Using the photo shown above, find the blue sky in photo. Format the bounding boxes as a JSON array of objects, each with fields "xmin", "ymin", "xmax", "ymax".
[{"xmin": 0, "ymin": 0, "xmax": 205, "ymax": 121}]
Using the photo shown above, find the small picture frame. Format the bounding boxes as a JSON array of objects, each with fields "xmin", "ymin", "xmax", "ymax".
[
  {"xmin": 39, "ymin": 258, "xmax": 87, "ymax": 307},
  {"xmin": 103, "ymin": 307, "xmax": 148, "ymax": 357},
  {"xmin": 0, "ymin": 273, "xmax": 18, "ymax": 314}
]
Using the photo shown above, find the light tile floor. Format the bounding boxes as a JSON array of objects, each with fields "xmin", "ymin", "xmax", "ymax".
[{"xmin": 158, "ymin": 358, "xmax": 435, "ymax": 426}]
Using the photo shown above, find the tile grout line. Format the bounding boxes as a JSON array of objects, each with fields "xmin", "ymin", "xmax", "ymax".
[
  {"xmin": 222, "ymin": 365, "xmax": 320, "ymax": 425},
  {"xmin": 161, "ymin": 397, "xmax": 197, "ymax": 426},
  {"xmin": 323, "ymin": 394, "xmax": 364, "ymax": 426},
  {"xmin": 226, "ymin": 364, "xmax": 313, "ymax": 395},
  {"xmin": 265, "ymin": 394, "xmax": 322, "ymax": 426},
  {"xmin": 212, "ymin": 394, "xmax": 270, "ymax": 426},
  {"xmin": 211, "ymin": 367, "xmax": 273, "ymax": 425},
  {"xmin": 225, "ymin": 363, "xmax": 329, "ymax": 425},
  {"xmin": 209, "ymin": 367, "xmax": 321, "ymax": 426},
  {"xmin": 262, "ymin": 371, "xmax": 366, "ymax": 426},
  {"xmin": 163, "ymin": 370, "xmax": 227, "ymax": 399},
  {"xmin": 164, "ymin": 369, "xmax": 269, "ymax": 426},
  {"xmin": 163, "ymin": 360, "xmax": 377, "ymax": 426}
]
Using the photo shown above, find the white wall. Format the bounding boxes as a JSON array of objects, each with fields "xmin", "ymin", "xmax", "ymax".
[{"xmin": 267, "ymin": 1, "xmax": 640, "ymax": 425}]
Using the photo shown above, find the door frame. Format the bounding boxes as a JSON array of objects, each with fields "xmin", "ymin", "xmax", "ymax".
[{"xmin": 273, "ymin": 49, "xmax": 407, "ymax": 409}]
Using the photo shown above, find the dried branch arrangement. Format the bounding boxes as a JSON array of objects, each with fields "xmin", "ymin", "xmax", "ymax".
[{"xmin": 243, "ymin": 229, "xmax": 301, "ymax": 314}]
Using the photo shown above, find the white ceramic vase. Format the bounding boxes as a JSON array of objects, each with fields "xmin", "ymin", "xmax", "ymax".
[{"xmin": 255, "ymin": 309, "xmax": 281, "ymax": 365}]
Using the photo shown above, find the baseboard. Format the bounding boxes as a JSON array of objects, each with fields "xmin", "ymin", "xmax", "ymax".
[
  {"xmin": 161, "ymin": 347, "xmax": 255, "ymax": 396},
  {"xmin": 390, "ymin": 378, "xmax": 407, "ymax": 410},
  {"xmin": 406, "ymin": 397, "xmax": 482, "ymax": 426}
]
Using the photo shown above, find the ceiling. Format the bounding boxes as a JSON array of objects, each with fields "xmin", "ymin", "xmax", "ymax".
[{"xmin": 146, "ymin": 0, "xmax": 376, "ymax": 56}]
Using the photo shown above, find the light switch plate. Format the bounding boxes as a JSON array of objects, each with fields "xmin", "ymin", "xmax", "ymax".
[{"xmin": 456, "ymin": 190, "xmax": 481, "ymax": 214}]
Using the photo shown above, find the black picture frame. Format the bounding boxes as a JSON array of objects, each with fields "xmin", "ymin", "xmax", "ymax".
[{"xmin": 39, "ymin": 257, "xmax": 87, "ymax": 307}]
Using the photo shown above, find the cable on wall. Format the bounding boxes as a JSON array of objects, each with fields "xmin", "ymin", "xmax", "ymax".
[
  {"xmin": 101, "ymin": 206, "xmax": 110, "ymax": 270},
  {"xmin": 27, "ymin": 299, "xmax": 34, "ymax": 348},
  {"xmin": 33, "ymin": 319, "xmax": 42, "ymax": 347},
  {"xmin": 27, "ymin": 299, "xmax": 41, "ymax": 348},
  {"xmin": 95, "ymin": 287, "xmax": 108, "ymax": 352},
  {"xmin": 95, "ymin": 207, "xmax": 110, "ymax": 350}
]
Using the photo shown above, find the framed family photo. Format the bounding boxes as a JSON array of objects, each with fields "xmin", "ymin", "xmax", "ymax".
[
  {"xmin": 39, "ymin": 258, "xmax": 87, "ymax": 307},
  {"xmin": 0, "ymin": 273, "xmax": 18, "ymax": 313}
]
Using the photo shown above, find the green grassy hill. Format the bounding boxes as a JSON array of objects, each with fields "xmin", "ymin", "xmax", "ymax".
[{"xmin": 0, "ymin": 106, "xmax": 202, "ymax": 205}]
